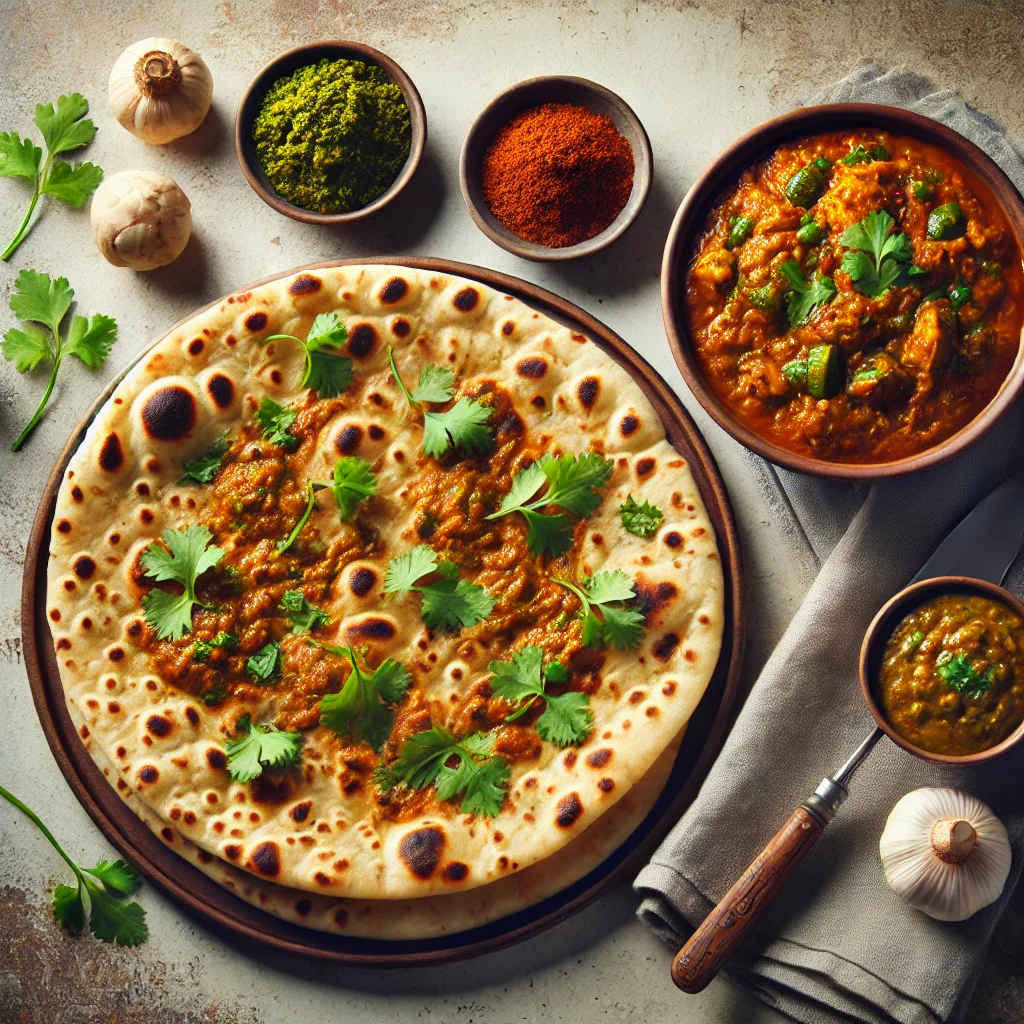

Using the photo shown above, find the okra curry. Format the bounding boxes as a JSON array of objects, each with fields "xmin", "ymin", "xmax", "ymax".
[
  {"xmin": 686, "ymin": 130, "xmax": 1024, "ymax": 463},
  {"xmin": 879, "ymin": 592, "xmax": 1024, "ymax": 756}
]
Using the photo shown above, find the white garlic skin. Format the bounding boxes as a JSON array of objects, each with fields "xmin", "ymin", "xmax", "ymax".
[
  {"xmin": 90, "ymin": 170, "xmax": 192, "ymax": 271},
  {"xmin": 109, "ymin": 38, "xmax": 213, "ymax": 145},
  {"xmin": 879, "ymin": 787, "xmax": 1011, "ymax": 922}
]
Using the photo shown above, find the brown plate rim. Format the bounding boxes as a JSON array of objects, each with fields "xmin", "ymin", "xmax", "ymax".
[
  {"xmin": 23, "ymin": 256, "xmax": 744, "ymax": 967},
  {"xmin": 661, "ymin": 102, "xmax": 1024, "ymax": 480},
  {"xmin": 859, "ymin": 574, "xmax": 1024, "ymax": 764},
  {"xmin": 234, "ymin": 41, "xmax": 427, "ymax": 225}
]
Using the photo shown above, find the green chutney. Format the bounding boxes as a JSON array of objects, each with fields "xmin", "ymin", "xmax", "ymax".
[{"xmin": 253, "ymin": 57, "xmax": 411, "ymax": 214}]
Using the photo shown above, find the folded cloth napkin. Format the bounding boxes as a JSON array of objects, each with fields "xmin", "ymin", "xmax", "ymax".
[{"xmin": 634, "ymin": 64, "xmax": 1024, "ymax": 1024}]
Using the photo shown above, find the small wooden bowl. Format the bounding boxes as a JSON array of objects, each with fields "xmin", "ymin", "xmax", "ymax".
[
  {"xmin": 235, "ymin": 41, "xmax": 426, "ymax": 224},
  {"xmin": 860, "ymin": 576, "xmax": 1024, "ymax": 764},
  {"xmin": 459, "ymin": 76, "xmax": 652, "ymax": 262},
  {"xmin": 662, "ymin": 103, "xmax": 1024, "ymax": 480}
]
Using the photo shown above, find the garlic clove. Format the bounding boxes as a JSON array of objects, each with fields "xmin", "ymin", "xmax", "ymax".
[
  {"xmin": 90, "ymin": 170, "xmax": 192, "ymax": 271},
  {"xmin": 109, "ymin": 38, "xmax": 213, "ymax": 145},
  {"xmin": 879, "ymin": 787, "xmax": 1011, "ymax": 922}
]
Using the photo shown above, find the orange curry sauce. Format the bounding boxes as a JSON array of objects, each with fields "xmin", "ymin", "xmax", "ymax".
[{"xmin": 685, "ymin": 130, "xmax": 1024, "ymax": 463}]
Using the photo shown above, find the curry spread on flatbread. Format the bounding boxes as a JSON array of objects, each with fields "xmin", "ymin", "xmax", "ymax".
[{"xmin": 47, "ymin": 264, "xmax": 724, "ymax": 902}]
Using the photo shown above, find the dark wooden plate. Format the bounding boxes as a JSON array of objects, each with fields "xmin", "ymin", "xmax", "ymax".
[{"xmin": 23, "ymin": 257, "xmax": 744, "ymax": 966}]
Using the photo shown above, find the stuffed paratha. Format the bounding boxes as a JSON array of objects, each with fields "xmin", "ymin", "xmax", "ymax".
[{"xmin": 47, "ymin": 264, "xmax": 723, "ymax": 900}]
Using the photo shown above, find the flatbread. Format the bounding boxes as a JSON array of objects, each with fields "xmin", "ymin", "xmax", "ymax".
[
  {"xmin": 47, "ymin": 264, "xmax": 723, "ymax": 900},
  {"xmin": 82, "ymin": 707, "xmax": 682, "ymax": 939}
]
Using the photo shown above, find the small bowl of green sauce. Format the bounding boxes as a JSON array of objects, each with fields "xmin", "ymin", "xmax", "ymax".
[{"xmin": 235, "ymin": 41, "xmax": 426, "ymax": 224}]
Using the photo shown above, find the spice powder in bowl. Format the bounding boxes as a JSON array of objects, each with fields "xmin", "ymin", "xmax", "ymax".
[
  {"xmin": 482, "ymin": 103, "xmax": 635, "ymax": 248},
  {"xmin": 252, "ymin": 57, "xmax": 411, "ymax": 215}
]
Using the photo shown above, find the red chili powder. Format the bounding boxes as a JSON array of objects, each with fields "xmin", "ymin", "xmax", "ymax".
[{"xmin": 481, "ymin": 102, "xmax": 635, "ymax": 248}]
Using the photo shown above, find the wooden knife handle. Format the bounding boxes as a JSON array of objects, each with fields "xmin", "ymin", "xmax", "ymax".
[{"xmin": 671, "ymin": 805, "xmax": 825, "ymax": 994}]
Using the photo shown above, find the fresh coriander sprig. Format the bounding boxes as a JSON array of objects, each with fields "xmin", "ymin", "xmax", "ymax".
[
  {"xmin": 0, "ymin": 784, "xmax": 147, "ymax": 945},
  {"xmin": 936, "ymin": 651, "xmax": 993, "ymax": 698},
  {"xmin": 778, "ymin": 260, "xmax": 836, "ymax": 328},
  {"xmin": 0, "ymin": 94, "xmax": 103, "ymax": 261},
  {"xmin": 388, "ymin": 345, "xmax": 494, "ymax": 459},
  {"xmin": 839, "ymin": 209, "xmax": 927, "ymax": 298},
  {"xmin": 314, "ymin": 643, "xmax": 411, "ymax": 751},
  {"xmin": 246, "ymin": 641, "xmax": 282, "ymax": 683},
  {"xmin": 384, "ymin": 545, "xmax": 494, "ymax": 631},
  {"xmin": 488, "ymin": 646, "xmax": 593, "ymax": 747},
  {"xmin": 618, "ymin": 495, "xmax": 664, "ymax": 538},
  {"xmin": 225, "ymin": 714, "xmax": 303, "ymax": 782},
  {"xmin": 141, "ymin": 526, "xmax": 225, "ymax": 640},
  {"xmin": 275, "ymin": 481, "xmax": 317, "ymax": 555},
  {"xmin": 554, "ymin": 569, "xmax": 645, "ymax": 651},
  {"xmin": 485, "ymin": 452, "xmax": 613, "ymax": 557},
  {"xmin": 2, "ymin": 269, "xmax": 116, "ymax": 451},
  {"xmin": 375, "ymin": 725, "xmax": 510, "ymax": 817},
  {"xmin": 263, "ymin": 312, "xmax": 353, "ymax": 398},
  {"xmin": 180, "ymin": 432, "xmax": 229, "ymax": 485},
  {"xmin": 279, "ymin": 590, "xmax": 329, "ymax": 633},
  {"xmin": 256, "ymin": 397, "xmax": 299, "ymax": 448},
  {"xmin": 318, "ymin": 456, "xmax": 377, "ymax": 521}
]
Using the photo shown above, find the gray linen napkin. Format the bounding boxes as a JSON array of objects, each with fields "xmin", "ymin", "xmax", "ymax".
[{"xmin": 634, "ymin": 64, "xmax": 1024, "ymax": 1024}]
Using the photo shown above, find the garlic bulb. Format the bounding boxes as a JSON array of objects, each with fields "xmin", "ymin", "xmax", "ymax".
[
  {"xmin": 109, "ymin": 38, "xmax": 213, "ymax": 144},
  {"xmin": 91, "ymin": 170, "xmax": 192, "ymax": 270},
  {"xmin": 879, "ymin": 787, "xmax": 1011, "ymax": 922}
]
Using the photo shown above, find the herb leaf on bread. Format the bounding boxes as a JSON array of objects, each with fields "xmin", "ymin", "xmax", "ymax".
[
  {"xmin": 140, "ymin": 525, "xmax": 224, "ymax": 640},
  {"xmin": 384, "ymin": 545, "xmax": 494, "ymax": 630}
]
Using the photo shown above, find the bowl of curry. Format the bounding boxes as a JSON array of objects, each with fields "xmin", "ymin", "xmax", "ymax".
[
  {"xmin": 663, "ymin": 104, "xmax": 1024, "ymax": 478},
  {"xmin": 861, "ymin": 576, "xmax": 1024, "ymax": 763}
]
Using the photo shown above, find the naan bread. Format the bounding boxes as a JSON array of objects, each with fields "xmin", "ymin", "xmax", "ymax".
[
  {"xmin": 82, "ymin": 709, "xmax": 682, "ymax": 939},
  {"xmin": 47, "ymin": 264, "xmax": 723, "ymax": 900}
]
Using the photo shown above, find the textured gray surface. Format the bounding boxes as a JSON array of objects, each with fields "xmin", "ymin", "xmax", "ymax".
[{"xmin": 0, "ymin": 1, "xmax": 1021, "ymax": 1022}]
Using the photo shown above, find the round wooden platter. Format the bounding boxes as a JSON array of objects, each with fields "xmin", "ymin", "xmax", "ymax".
[{"xmin": 23, "ymin": 257, "xmax": 744, "ymax": 967}]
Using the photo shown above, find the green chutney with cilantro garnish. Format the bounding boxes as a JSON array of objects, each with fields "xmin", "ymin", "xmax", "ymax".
[
  {"xmin": 252, "ymin": 57, "xmax": 411, "ymax": 214},
  {"xmin": 879, "ymin": 592, "xmax": 1024, "ymax": 755}
]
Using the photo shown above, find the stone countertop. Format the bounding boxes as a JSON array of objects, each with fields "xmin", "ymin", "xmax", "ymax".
[{"xmin": 1, "ymin": 1, "xmax": 1022, "ymax": 1021}]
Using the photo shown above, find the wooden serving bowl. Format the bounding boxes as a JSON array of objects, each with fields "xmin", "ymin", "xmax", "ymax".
[
  {"xmin": 459, "ymin": 75, "xmax": 652, "ymax": 262},
  {"xmin": 235, "ymin": 41, "xmax": 426, "ymax": 224},
  {"xmin": 661, "ymin": 103, "xmax": 1024, "ymax": 480},
  {"xmin": 860, "ymin": 575, "xmax": 1024, "ymax": 764}
]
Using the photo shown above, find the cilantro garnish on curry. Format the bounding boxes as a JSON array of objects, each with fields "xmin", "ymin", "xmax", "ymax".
[
  {"xmin": 686, "ymin": 130, "xmax": 1023, "ymax": 463},
  {"xmin": 879, "ymin": 592, "xmax": 1024, "ymax": 756}
]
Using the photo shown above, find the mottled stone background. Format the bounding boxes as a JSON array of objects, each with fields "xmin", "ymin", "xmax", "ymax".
[{"xmin": 1, "ymin": 1, "xmax": 1021, "ymax": 1021}]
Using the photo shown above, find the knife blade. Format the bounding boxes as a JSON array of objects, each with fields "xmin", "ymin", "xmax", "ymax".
[{"xmin": 911, "ymin": 475, "xmax": 1024, "ymax": 586}]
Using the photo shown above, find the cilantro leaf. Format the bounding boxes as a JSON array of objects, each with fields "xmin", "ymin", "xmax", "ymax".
[
  {"xmin": 279, "ymin": 590, "xmax": 330, "ymax": 634},
  {"xmin": 328, "ymin": 456, "xmax": 376, "ymax": 520},
  {"xmin": 275, "ymin": 481, "xmax": 317, "ymax": 555},
  {"xmin": 180, "ymin": 432, "xmax": 230, "ymax": 485},
  {"xmin": 0, "ymin": 270, "xmax": 116, "ymax": 448},
  {"xmin": 0, "ymin": 783, "xmax": 147, "ymax": 946},
  {"xmin": 316, "ymin": 644, "xmax": 411, "ymax": 751},
  {"xmin": 377, "ymin": 725, "xmax": 510, "ymax": 817},
  {"xmin": 0, "ymin": 132, "xmax": 42, "ymax": 180},
  {"xmin": 488, "ymin": 645, "xmax": 593, "ymax": 746},
  {"xmin": 64, "ymin": 312, "xmax": 116, "ymax": 367},
  {"xmin": 246, "ymin": 641, "xmax": 282, "ymax": 682},
  {"xmin": 264, "ymin": 313, "xmax": 353, "ymax": 398},
  {"xmin": 383, "ymin": 545, "xmax": 494, "ymax": 631},
  {"xmin": 225, "ymin": 714, "xmax": 303, "ymax": 782},
  {"xmin": 554, "ymin": 570, "xmax": 645, "ymax": 651},
  {"xmin": 2, "ymin": 94, "xmax": 102, "ymax": 260},
  {"xmin": 388, "ymin": 345, "xmax": 493, "ymax": 458},
  {"xmin": 412, "ymin": 364, "xmax": 455, "ymax": 403},
  {"xmin": 1, "ymin": 325, "xmax": 51, "ymax": 371},
  {"xmin": 839, "ymin": 209, "xmax": 921, "ymax": 298},
  {"xmin": 256, "ymin": 397, "xmax": 299, "ymax": 448},
  {"xmin": 422, "ymin": 398, "xmax": 494, "ymax": 459},
  {"xmin": 41, "ymin": 159, "xmax": 104, "ymax": 206},
  {"xmin": 140, "ymin": 525, "xmax": 225, "ymax": 640},
  {"xmin": 936, "ymin": 651, "xmax": 993, "ymax": 698},
  {"xmin": 192, "ymin": 631, "xmax": 238, "ymax": 663},
  {"xmin": 779, "ymin": 260, "xmax": 837, "ymax": 327},
  {"xmin": 618, "ymin": 494, "xmax": 664, "ymax": 538},
  {"xmin": 486, "ymin": 452, "xmax": 613, "ymax": 556}
]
